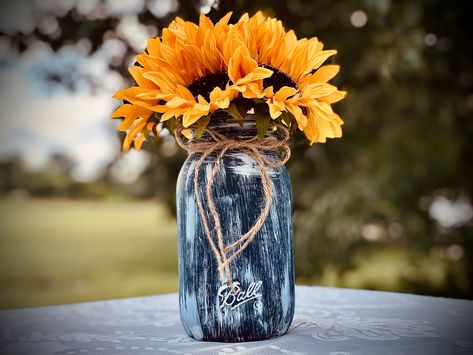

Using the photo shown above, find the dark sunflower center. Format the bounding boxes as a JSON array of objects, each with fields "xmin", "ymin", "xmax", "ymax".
[
  {"xmin": 187, "ymin": 66, "xmax": 298, "ymax": 101},
  {"xmin": 188, "ymin": 72, "xmax": 230, "ymax": 101},
  {"xmin": 261, "ymin": 64, "xmax": 298, "ymax": 92}
]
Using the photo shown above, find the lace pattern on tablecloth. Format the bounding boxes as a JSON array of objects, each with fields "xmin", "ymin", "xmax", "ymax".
[{"xmin": 1, "ymin": 286, "xmax": 472, "ymax": 355}]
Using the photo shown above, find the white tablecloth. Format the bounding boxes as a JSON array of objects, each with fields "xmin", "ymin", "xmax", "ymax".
[{"xmin": 1, "ymin": 286, "xmax": 472, "ymax": 354}]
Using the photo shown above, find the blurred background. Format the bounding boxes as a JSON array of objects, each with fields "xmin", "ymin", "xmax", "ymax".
[{"xmin": 0, "ymin": 0, "xmax": 472, "ymax": 309}]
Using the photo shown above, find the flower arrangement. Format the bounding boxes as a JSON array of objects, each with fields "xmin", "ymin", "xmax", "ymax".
[
  {"xmin": 112, "ymin": 11, "xmax": 346, "ymax": 151},
  {"xmin": 112, "ymin": 12, "xmax": 346, "ymax": 341}
]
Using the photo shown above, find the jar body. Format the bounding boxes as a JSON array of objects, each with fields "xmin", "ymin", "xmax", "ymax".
[{"xmin": 176, "ymin": 126, "xmax": 295, "ymax": 342}]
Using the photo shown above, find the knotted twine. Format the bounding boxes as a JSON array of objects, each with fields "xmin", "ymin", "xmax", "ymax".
[{"xmin": 175, "ymin": 123, "xmax": 291, "ymax": 288}]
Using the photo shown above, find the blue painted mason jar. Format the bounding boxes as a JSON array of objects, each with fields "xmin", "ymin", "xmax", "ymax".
[{"xmin": 176, "ymin": 113, "xmax": 295, "ymax": 342}]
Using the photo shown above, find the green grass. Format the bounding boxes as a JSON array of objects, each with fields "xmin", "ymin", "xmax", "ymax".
[
  {"xmin": 314, "ymin": 245, "xmax": 468, "ymax": 296},
  {"xmin": 0, "ymin": 199, "xmax": 468, "ymax": 309},
  {"xmin": 0, "ymin": 198, "xmax": 178, "ymax": 309}
]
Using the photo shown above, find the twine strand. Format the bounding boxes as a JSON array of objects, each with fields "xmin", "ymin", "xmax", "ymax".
[{"xmin": 175, "ymin": 123, "xmax": 291, "ymax": 287}]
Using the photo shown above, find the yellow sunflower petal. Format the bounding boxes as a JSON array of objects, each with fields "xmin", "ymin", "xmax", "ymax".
[
  {"xmin": 209, "ymin": 87, "xmax": 233, "ymax": 110},
  {"xmin": 251, "ymin": 67, "xmax": 274, "ymax": 80},
  {"xmin": 113, "ymin": 11, "xmax": 345, "ymax": 150},
  {"xmin": 320, "ymin": 90, "xmax": 347, "ymax": 104},
  {"xmin": 302, "ymin": 83, "xmax": 337, "ymax": 99},
  {"xmin": 123, "ymin": 117, "xmax": 148, "ymax": 151},
  {"xmin": 311, "ymin": 64, "xmax": 340, "ymax": 83},
  {"xmin": 303, "ymin": 104, "xmax": 345, "ymax": 144},
  {"xmin": 129, "ymin": 66, "xmax": 156, "ymax": 88},
  {"xmin": 303, "ymin": 113, "xmax": 319, "ymax": 145},
  {"xmin": 176, "ymin": 85, "xmax": 196, "ymax": 101},
  {"xmin": 134, "ymin": 134, "xmax": 146, "ymax": 150},
  {"xmin": 286, "ymin": 104, "xmax": 308, "ymax": 128},
  {"xmin": 113, "ymin": 105, "xmax": 152, "ymax": 131},
  {"xmin": 147, "ymin": 38, "xmax": 161, "ymax": 56},
  {"xmin": 274, "ymin": 86, "xmax": 298, "ymax": 101},
  {"xmin": 307, "ymin": 49, "xmax": 337, "ymax": 72},
  {"xmin": 166, "ymin": 97, "xmax": 190, "ymax": 108},
  {"xmin": 182, "ymin": 109, "xmax": 208, "ymax": 127},
  {"xmin": 118, "ymin": 116, "xmax": 138, "ymax": 131},
  {"xmin": 161, "ymin": 109, "xmax": 178, "ymax": 121},
  {"xmin": 199, "ymin": 13, "xmax": 214, "ymax": 31},
  {"xmin": 181, "ymin": 128, "xmax": 193, "ymax": 139},
  {"xmin": 238, "ymin": 13, "xmax": 250, "ymax": 23},
  {"xmin": 228, "ymin": 46, "xmax": 258, "ymax": 83},
  {"xmin": 268, "ymin": 102, "xmax": 283, "ymax": 119},
  {"xmin": 194, "ymin": 95, "xmax": 211, "ymax": 111},
  {"xmin": 112, "ymin": 104, "xmax": 134, "ymax": 118},
  {"xmin": 217, "ymin": 12, "xmax": 233, "ymax": 26},
  {"xmin": 113, "ymin": 87, "xmax": 159, "ymax": 107}
]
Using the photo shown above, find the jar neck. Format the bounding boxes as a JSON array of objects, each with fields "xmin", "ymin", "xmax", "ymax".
[
  {"xmin": 198, "ymin": 110, "xmax": 276, "ymax": 141},
  {"xmin": 186, "ymin": 111, "xmax": 288, "ymax": 162},
  {"xmin": 206, "ymin": 111, "xmax": 255, "ymax": 138}
]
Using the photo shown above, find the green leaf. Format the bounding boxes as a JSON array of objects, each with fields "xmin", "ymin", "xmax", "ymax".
[
  {"xmin": 234, "ymin": 97, "xmax": 253, "ymax": 117},
  {"xmin": 254, "ymin": 104, "xmax": 270, "ymax": 140},
  {"xmin": 195, "ymin": 115, "xmax": 210, "ymax": 139},
  {"xmin": 142, "ymin": 125, "xmax": 149, "ymax": 139},
  {"xmin": 165, "ymin": 117, "xmax": 177, "ymax": 133},
  {"xmin": 279, "ymin": 111, "xmax": 294, "ymax": 127},
  {"xmin": 152, "ymin": 112, "xmax": 162, "ymax": 122},
  {"xmin": 151, "ymin": 123, "xmax": 160, "ymax": 136},
  {"xmin": 226, "ymin": 103, "xmax": 244, "ymax": 125}
]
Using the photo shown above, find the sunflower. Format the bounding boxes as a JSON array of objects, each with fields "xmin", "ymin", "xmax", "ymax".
[{"xmin": 113, "ymin": 11, "xmax": 346, "ymax": 151}]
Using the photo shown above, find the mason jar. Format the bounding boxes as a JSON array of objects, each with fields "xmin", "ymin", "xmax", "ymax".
[{"xmin": 176, "ymin": 112, "xmax": 295, "ymax": 342}]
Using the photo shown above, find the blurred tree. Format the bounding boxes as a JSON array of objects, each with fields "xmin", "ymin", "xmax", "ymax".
[{"xmin": 1, "ymin": 0, "xmax": 472, "ymax": 297}]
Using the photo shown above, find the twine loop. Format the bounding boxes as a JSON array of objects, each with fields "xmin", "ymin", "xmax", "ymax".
[{"xmin": 175, "ymin": 123, "xmax": 291, "ymax": 287}]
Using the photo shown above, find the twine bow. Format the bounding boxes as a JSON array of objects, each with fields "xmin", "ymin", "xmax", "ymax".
[{"xmin": 175, "ymin": 123, "xmax": 291, "ymax": 287}]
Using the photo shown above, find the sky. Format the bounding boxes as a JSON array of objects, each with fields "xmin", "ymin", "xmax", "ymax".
[
  {"xmin": 0, "ymin": 0, "xmax": 179, "ymax": 182},
  {"xmin": 0, "ymin": 38, "xmax": 151, "ymax": 183}
]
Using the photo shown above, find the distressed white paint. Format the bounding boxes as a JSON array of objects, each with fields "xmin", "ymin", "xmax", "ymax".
[{"xmin": 176, "ymin": 117, "xmax": 295, "ymax": 342}]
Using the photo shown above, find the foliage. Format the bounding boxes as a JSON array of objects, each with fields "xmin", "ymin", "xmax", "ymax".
[{"xmin": 0, "ymin": 0, "xmax": 472, "ymax": 298}]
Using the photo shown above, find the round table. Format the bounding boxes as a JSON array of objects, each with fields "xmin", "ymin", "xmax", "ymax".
[{"xmin": 1, "ymin": 286, "xmax": 472, "ymax": 354}]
